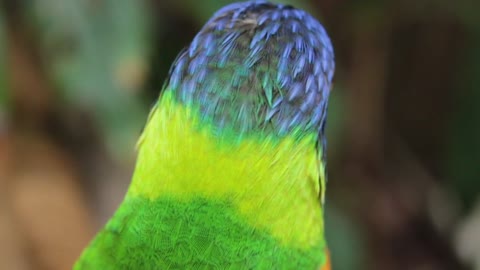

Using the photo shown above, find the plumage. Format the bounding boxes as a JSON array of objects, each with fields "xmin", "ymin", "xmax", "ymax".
[
  {"xmin": 75, "ymin": 1, "xmax": 335, "ymax": 269},
  {"xmin": 170, "ymin": 1, "xmax": 334, "ymax": 138}
]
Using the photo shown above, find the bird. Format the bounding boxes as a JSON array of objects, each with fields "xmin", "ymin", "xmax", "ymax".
[{"xmin": 74, "ymin": 1, "xmax": 335, "ymax": 269}]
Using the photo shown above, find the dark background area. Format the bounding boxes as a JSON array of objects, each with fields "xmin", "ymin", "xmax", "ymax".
[{"xmin": 1, "ymin": 0, "xmax": 479, "ymax": 269}]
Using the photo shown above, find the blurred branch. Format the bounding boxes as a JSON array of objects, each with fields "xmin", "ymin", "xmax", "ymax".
[
  {"xmin": 4, "ymin": 12, "xmax": 97, "ymax": 269},
  {"xmin": 10, "ymin": 135, "xmax": 95, "ymax": 270},
  {"xmin": 0, "ymin": 19, "xmax": 27, "ymax": 263}
]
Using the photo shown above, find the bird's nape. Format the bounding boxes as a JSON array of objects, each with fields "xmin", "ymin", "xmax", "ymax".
[{"xmin": 75, "ymin": 1, "xmax": 335, "ymax": 269}]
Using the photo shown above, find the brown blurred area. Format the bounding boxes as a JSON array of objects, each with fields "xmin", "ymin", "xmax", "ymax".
[
  {"xmin": 1, "ymin": 8, "xmax": 94, "ymax": 269},
  {"xmin": 1, "ymin": 0, "xmax": 479, "ymax": 270}
]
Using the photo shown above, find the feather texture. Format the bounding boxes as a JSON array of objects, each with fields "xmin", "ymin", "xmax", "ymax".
[
  {"xmin": 168, "ymin": 1, "xmax": 334, "ymax": 140},
  {"xmin": 75, "ymin": 1, "xmax": 335, "ymax": 269}
]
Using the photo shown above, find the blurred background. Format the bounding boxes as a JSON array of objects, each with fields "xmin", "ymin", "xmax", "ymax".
[{"xmin": 0, "ymin": 0, "xmax": 479, "ymax": 269}]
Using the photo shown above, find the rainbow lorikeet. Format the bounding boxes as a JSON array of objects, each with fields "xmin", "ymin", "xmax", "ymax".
[{"xmin": 75, "ymin": 1, "xmax": 335, "ymax": 269}]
